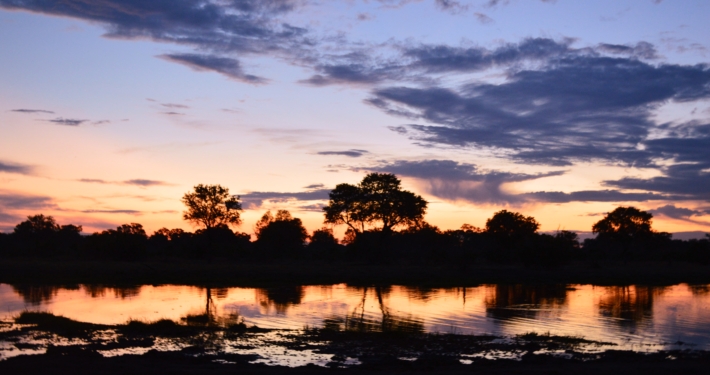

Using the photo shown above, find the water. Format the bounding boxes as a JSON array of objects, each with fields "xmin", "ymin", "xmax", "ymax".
[{"xmin": 2, "ymin": 283, "xmax": 710, "ymax": 351}]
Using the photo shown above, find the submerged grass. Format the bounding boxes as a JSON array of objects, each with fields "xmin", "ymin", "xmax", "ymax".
[
  {"xmin": 516, "ymin": 331, "xmax": 616, "ymax": 346},
  {"xmin": 14, "ymin": 311, "xmax": 103, "ymax": 332}
]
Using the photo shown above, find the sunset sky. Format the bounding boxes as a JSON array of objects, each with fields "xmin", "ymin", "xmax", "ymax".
[{"xmin": 1, "ymin": 0, "xmax": 709, "ymax": 238}]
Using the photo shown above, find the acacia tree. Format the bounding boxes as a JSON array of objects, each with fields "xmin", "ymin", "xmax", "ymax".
[
  {"xmin": 182, "ymin": 184, "xmax": 242, "ymax": 229},
  {"xmin": 323, "ymin": 173, "xmax": 428, "ymax": 234}
]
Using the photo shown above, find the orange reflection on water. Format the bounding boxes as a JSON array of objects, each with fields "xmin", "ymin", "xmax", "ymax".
[{"xmin": 2, "ymin": 283, "xmax": 710, "ymax": 349}]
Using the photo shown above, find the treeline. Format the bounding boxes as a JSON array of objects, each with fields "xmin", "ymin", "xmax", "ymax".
[
  {"xmin": 1, "ymin": 209, "xmax": 708, "ymax": 266},
  {"xmin": 1, "ymin": 174, "xmax": 709, "ymax": 265}
]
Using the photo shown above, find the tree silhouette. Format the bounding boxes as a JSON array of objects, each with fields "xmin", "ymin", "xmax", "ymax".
[
  {"xmin": 485, "ymin": 210, "xmax": 539, "ymax": 237},
  {"xmin": 255, "ymin": 210, "xmax": 308, "ymax": 254},
  {"xmin": 323, "ymin": 173, "xmax": 427, "ymax": 235},
  {"xmin": 592, "ymin": 206, "xmax": 654, "ymax": 240},
  {"xmin": 182, "ymin": 184, "xmax": 242, "ymax": 229},
  {"xmin": 13, "ymin": 214, "xmax": 60, "ymax": 235}
]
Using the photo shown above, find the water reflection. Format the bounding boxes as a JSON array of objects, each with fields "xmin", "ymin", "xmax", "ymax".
[
  {"xmin": 329, "ymin": 286, "xmax": 424, "ymax": 333},
  {"xmin": 255, "ymin": 286, "xmax": 305, "ymax": 314},
  {"xmin": 484, "ymin": 284, "xmax": 568, "ymax": 321},
  {"xmin": 2, "ymin": 283, "xmax": 710, "ymax": 349},
  {"xmin": 11, "ymin": 284, "xmax": 79, "ymax": 305},
  {"xmin": 598, "ymin": 286, "xmax": 665, "ymax": 328}
]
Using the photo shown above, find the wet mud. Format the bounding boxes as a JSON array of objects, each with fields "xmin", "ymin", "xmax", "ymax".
[{"xmin": 2, "ymin": 312, "xmax": 709, "ymax": 374}]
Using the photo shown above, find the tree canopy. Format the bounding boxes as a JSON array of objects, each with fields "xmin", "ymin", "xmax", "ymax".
[
  {"xmin": 182, "ymin": 184, "xmax": 242, "ymax": 229},
  {"xmin": 485, "ymin": 210, "xmax": 540, "ymax": 237},
  {"xmin": 592, "ymin": 206, "xmax": 654, "ymax": 240},
  {"xmin": 323, "ymin": 173, "xmax": 427, "ymax": 234}
]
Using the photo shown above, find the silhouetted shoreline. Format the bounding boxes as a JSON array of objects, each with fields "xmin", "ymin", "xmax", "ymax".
[
  {"xmin": 2, "ymin": 311, "xmax": 709, "ymax": 374},
  {"xmin": 1, "ymin": 259, "xmax": 709, "ymax": 286}
]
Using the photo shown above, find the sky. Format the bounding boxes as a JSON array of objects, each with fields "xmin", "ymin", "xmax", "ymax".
[{"xmin": 1, "ymin": 0, "xmax": 709, "ymax": 239}]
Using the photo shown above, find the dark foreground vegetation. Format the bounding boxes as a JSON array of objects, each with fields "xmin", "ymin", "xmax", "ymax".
[
  {"xmin": 2, "ymin": 311, "xmax": 709, "ymax": 374},
  {"xmin": 1, "ymin": 175, "xmax": 709, "ymax": 285}
]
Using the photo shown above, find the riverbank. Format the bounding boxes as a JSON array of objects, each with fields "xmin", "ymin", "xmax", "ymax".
[
  {"xmin": 1, "ymin": 259, "xmax": 709, "ymax": 286},
  {"xmin": 3, "ymin": 352, "xmax": 709, "ymax": 375},
  {"xmin": 2, "ymin": 312, "xmax": 709, "ymax": 374}
]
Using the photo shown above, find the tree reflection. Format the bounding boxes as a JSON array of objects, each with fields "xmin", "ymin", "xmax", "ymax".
[
  {"xmin": 485, "ymin": 284, "xmax": 568, "ymax": 321},
  {"xmin": 598, "ymin": 286, "xmax": 665, "ymax": 327},
  {"xmin": 327, "ymin": 286, "xmax": 424, "ymax": 333},
  {"xmin": 179, "ymin": 287, "xmax": 241, "ymax": 327},
  {"xmin": 255, "ymin": 286, "xmax": 305, "ymax": 314},
  {"xmin": 81, "ymin": 285, "xmax": 140, "ymax": 299},
  {"xmin": 11, "ymin": 284, "xmax": 79, "ymax": 305}
]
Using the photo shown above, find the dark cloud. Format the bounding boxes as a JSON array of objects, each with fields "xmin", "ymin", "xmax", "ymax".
[
  {"xmin": 160, "ymin": 53, "xmax": 267, "ymax": 84},
  {"xmin": 11, "ymin": 109, "xmax": 54, "ymax": 114},
  {"xmin": 162, "ymin": 112, "xmax": 185, "ymax": 116},
  {"xmin": 368, "ymin": 57, "xmax": 710, "ymax": 169},
  {"xmin": 46, "ymin": 118, "xmax": 87, "ymax": 126},
  {"xmin": 297, "ymin": 203, "xmax": 327, "ymax": 212},
  {"xmin": 597, "ymin": 41, "xmax": 659, "ymax": 59},
  {"xmin": 435, "ymin": 0, "xmax": 468, "ymax": 13},
  {"xmin": 522, "ymin": 190, "xmax": 668, "ymax": 203},
  {"xmin": 363, "ymin": 159, "xmax": 559, "ymax": 204},
  {"xmin": 317, "ymin": 149, "xmax": 369, "ymax": 158},
  {"xmin": 303, "ymin": 184, "xmax": 325, "ymax": 189},
  {"xmin": 0, "ymin": 193, "xmax": 55, "ymax": 210},
  {"xmin": 240, "ymin": 188, "xmax": 331, "ymax": 209},
  {"xmin": 305, "ymin": 38, "xmax": 574, "ymax": 86},
  {"xmin": 0, "ymin": 160, "xmax": 34, "ymax": 175},
  {"xmin": 123, "ymin": 179, "xmax": 171, "ymax": 187},
  {"xmin": 361, "ymin": 159, "xmax": 675, "ymax": 204},
  {"xmin": 78, "ymin": 178, "xmax": 171, "ymax": 187},
  {"xmin": 602, "ymin": 125, "xmax": 710, "ymax": 200},
  {"xmin": 650, "ymin": 204, "xmax": 703, "ymax": 220},
  {"xmin": 0, "ymin": 0, "xmax": 309, "ymax": 82}
]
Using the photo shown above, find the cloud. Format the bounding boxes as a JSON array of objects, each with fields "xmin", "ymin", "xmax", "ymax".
[
  {"xmin": 474, "ymin": 12, "xmax": 494, "ymax": 24},
  {"xmin": 0, "ymin": 160, "xmax": 34, "ymax": 175},
  {"xmin": 297, "ymin": 203, "xmax": 326, "ymax": 212},
  {"xmin": 11, "ymin": 109, "xmax": 54, "ymax": 114},
  {"xmin": 368, "ymin": 56, "xmax": 710, "ymax": 168},
  {"xmin": 78, "ymin": 178, "xmax": 172, "ymax": 187},
  {"xmin": 80, "ymin": 209, "xmax": 142, "ymax": 215},
  {"xmin": 602, "ymin": 126, "xmax": 710, "ymax": 200},
  {"xmin": 162, "ymin": 112, "xmax": 185, "ymax": 116},
  {"xmin": 317, "ymin": 149, "xmax": 369, "ymax": 158},
  {"xmin": 0, "ymin": 192, "xmax": 56, "ymax": 210},
  {"xmin": 435, "ymin": 0, "xmax": 468, "ymax": 13},
  {"xmin": 360, "ymin": 159, "xmax": 675, "ymax": 204},
  {"xmin": 305, "ymin": 38, "xmax": 574, "ymax": 86},
  {"xmin": 362, "ymin": 159, "xmax": 559, "ymax": 203},
  {"xmin": 303, "ymin": 184, "xmax": 325, "ymax": 189},
  {"xmin": 161, "ymin": 103, "xmax": 189, "ymax": 109},
  {"xmin": 521, "ymin": 190, "xmax": 669, "ymax": 203},
  {"xmin": 159, "ymin": 53, "xmax": 267, "ymax": 84},
  {"xmin": 240, "ymin": 188, "xmax": 331, "ymax": 209},
  {"xmin": 0, "ymin": 0, "xmax": 310, "ymax": 82},
  {"xmin": 596, "ymin": 41, "xmax": 659, "ymax": 59},
  {"xmin": 357, "ymin": 13, "xmax": 373, "ymax": 21},
  {"xmin": 123, "ymin": 179, "xmax": 171, "ymax": 187},
  {"xmin": 46, "ymin": 118, "xmax": 87, "ymax": 126},
  {"xmin": 650, "ymin": 204, "xmax": 703, "ymax": 220}
]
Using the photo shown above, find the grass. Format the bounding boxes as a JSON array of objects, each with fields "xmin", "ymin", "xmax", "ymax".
[{"xmin": 516, "ymin": 331, "xmax": 616, "ymax": 346}]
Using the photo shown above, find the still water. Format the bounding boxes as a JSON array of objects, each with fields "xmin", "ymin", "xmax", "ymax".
[{"xmin": 2, "ymin": 283, "xmax": 710, "ymax": 350}]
